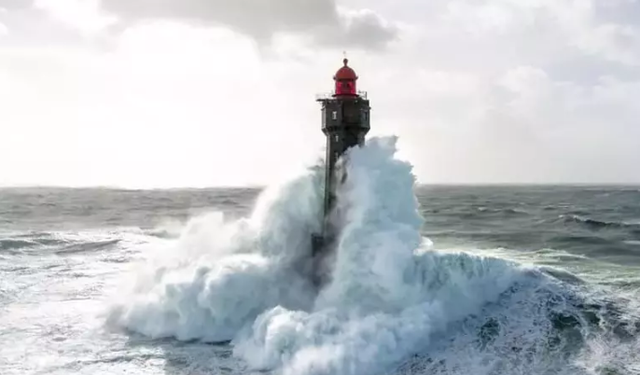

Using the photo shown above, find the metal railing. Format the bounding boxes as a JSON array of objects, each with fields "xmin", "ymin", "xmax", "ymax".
[{"xmin": 315, "ymin": 91, "xmax": 368, "ymax": 100}]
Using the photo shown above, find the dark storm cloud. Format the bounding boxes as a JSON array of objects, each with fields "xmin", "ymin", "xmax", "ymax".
[{"xmin": 101, "ymin": 0, "xmax": 398, "ymax": 50}]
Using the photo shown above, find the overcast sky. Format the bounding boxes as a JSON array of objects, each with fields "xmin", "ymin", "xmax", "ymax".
[{"xmin": 1, "ymin": 0, "xmax": 639, "ymax": 187}]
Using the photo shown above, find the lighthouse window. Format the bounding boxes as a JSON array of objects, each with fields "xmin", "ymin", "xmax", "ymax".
[{"xmin": 332, "ymin": 111, "xmax": 337, "ymax": 120}]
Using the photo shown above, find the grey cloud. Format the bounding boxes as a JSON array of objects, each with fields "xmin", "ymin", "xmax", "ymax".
[
  {"xmin": 369, "ymin": 63, "xmax": 640, "ymax": 184},
  {"xmin": 101, "ymin": 0, "xmax": 398, "ymax": 50},
  {"xmin": 0, "ymin": 0, "xmax": 31, "ymax": 11},
  {"xmin": 0, "ymin": 1, "xmax": 88, "ymax": 47},
  {"xmin": 314, "ymin": 9, "xmax": 398, "ymax": 50},
  {"xmin": 401, "ymin": 0, "xmax": 640, "ymax": 74},
  {"xmin": 579, "ymin": 23, "xmax": 640, "ymax": 66},
  {"xmin": 594, "ymin": 0, "xmax": 640, "ymax": 26}
]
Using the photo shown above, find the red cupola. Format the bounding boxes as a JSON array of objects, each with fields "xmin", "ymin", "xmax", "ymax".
[{"xmin": 333, "ymin": 58, "xmax": 358, "ymax": 97}]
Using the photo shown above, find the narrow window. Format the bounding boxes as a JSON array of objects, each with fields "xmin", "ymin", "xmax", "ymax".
[{"xmin": 332, "ymin": 111, "xmax": 337, "ymax": 120}]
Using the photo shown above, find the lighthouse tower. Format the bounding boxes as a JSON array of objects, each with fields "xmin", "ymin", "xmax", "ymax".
[{"xmin": 312, "ymin": 58, "xmax": 371, "ymax": 262}]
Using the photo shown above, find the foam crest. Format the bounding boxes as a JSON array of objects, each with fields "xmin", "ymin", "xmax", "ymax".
[
  {"xmin": 316, "ymin": 136, "xmax": 426, "ymax": 312},
  {"xmin": 232, "ymin": 137, "xmax": 528, "ymax": 374},
  {"xmin": 108, "ymin": 136, "xmax": 556, "ymax": 375},
  {"xmin": 106, "ymin": 164, "xmax": 325, "ymax": 343}
]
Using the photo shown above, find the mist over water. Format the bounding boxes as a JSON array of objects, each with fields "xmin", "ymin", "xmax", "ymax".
[{"xmin": 100, "ymin": 136, "xmax": 640, "ymax": 375}]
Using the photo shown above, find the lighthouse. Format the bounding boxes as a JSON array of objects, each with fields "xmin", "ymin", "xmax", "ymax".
[{"xmin": 311, "ymin": 58, "xmax": 371, "ymax": 278}]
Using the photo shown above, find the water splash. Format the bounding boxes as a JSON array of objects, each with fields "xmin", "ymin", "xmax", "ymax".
[{"xmin": 106, "ymin": 136, "xmax": 640, "ymax": 375}]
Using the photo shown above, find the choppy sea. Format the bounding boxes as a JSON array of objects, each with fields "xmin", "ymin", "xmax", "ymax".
[{"xmin": 1, "ymin": 137, "xmax": 639, "ymax": 375}]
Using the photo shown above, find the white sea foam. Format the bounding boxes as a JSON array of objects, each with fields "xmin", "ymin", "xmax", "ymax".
[
  {"xmin": 230, "ymin": 137, "xmax": 527, "ymax": 374},
  {"xmin": 105, "ymin": 163, "xmax": 324, "ymax": 343},
  {"xmin": 105, "ymin": 136, "xmax": 633, "ymax": 375}
]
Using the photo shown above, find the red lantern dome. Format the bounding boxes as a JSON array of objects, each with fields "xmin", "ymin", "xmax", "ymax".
[
  {"xmin": 334, "ymin": 58, "xmax": 358, "ymax": 80},
  {"xmin": 333, "ymin": 58, "xmax": 358, "ymax": 96}
]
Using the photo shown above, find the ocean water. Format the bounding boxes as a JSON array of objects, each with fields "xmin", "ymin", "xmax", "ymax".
[{"xmin": 1, "ymin": 136, "xmax": 639, "ymax": 375}]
